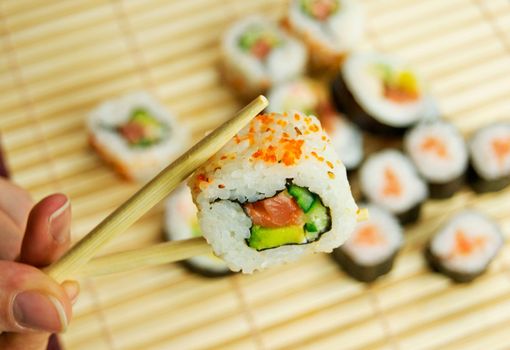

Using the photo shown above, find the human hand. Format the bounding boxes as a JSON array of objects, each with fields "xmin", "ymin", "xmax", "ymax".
[{"xmin": 0, "ymin": 178, "xmax": 78, "ymax": 350}]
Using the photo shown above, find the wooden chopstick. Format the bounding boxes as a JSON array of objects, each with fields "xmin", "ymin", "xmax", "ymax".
[
  {"xmin": 80, "ymin": 208, "xmax": 369, "ymax": 277},
  {"xmin": 80, "ymin": 237, "xmax": 211, "ymax": 277},
  {"xmin": 45, "ymin": 95, "xmax": 268, "ymax": 283}
]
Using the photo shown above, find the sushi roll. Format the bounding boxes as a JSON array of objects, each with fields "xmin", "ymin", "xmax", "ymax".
[
  {"xmin": 359, "ymin": 149, "xmax": 428, "ymax": 224},
  {"xmin": 426, "ymin": 210, "xmax": 503, "ymax": 283},
  {"xmin": 88, "ymin": 92, "xmax": 188, "ymax": 182},
  {"xmin": 189, "ymin": 112, "xmax": 358, "ymax": 273},
  {"xmin": 287, "ymin": 0, "xmax": 363, "ymax": 69},
  {"xmin": 165, "ymin": 186, "xmax": 231, "ymax": 277},
  {"xmin": 404, "ymin": 121, "xmax": 468, "ymax": 199},
  {"xmin": 468, "ymin": 123, "xmax": 510, "ymax": 193},
  {"xmin": 221, "ymin": 16, "xmax": 307, "ymax": 98},
  {"xmin": 268, "ymin": 78, "xmax": 364, "ymax": 171},
  {"xmin": 332, "ymin": 204, "xmax": 403, "ymax": 282},
  {"xmin": 331, "ymin": 52, "xmax": 437, "ymax": 136}
]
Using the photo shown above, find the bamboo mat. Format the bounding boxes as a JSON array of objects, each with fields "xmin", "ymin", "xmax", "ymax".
[{"xmin": 1, "ymin": 0, "xmax": 510, "ymax": 349}]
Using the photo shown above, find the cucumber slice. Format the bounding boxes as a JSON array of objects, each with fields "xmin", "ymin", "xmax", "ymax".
[
  {"xmin": 287, "ymin": 184, "xmax": 315, "ymax": 212},
  {"xmin": 305, "ymin": 199, "xmax": 331, "ymax": 235}
]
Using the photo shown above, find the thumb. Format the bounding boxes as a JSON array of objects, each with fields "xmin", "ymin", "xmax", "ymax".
[{"xmin": 0, "ymin": 261, "xmax": 75, "ymax": 334}]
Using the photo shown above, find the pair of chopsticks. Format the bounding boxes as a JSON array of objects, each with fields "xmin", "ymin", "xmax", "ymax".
[{"xmin": 45, "ymin": 95, "xmax": 368, "ymax": 281}]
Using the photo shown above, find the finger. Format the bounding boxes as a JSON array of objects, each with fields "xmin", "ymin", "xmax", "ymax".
[
  {"xmin": 0, "ymin": 178, "xmax": 33, "ymax": 230},
  {"xmin": 0, "ymin": 261, "xmax": 73, "ymax": 333},
  {"xmin": 0, "ymin": 279, "xmax": 79, "ymax": 350},
  {"xmin": 19, "ymin": 194, "xmax": 71, "ymax": 267},
  {"xmin": 0, "ymin": 210, "xmax": 23, "ymax": 261}
]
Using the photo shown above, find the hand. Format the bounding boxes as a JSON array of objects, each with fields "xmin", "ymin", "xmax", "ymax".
[{"xmin": 0, "ymin": 178, "xmax": 79, "ymax": 350}]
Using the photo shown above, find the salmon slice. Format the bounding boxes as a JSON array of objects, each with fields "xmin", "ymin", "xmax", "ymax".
[
  {"xmin": 421, "ymin": 136, "xmax": 448, "ymax": 158},
  {"xmin": 382, "ymin": 167, "xmax": 402, "ymax": 197},
  {"xmin": 353, "ymin": 224, "xmax": 386, "ymax": 246},
  {"xmin": 492, "ymin": 138, "xmax": 510, "ymax": 168},
  {"xmin": 244, "ymin": 191, "xmax": 304, "ymax": 228},
  {"xmin": 383, "ymin": 85, "xmax": 419, "ymax": 103},
  {"xmin": 119, "ymin": 122, "xmax": 145, "ymax": 144},
  {"xmin": 453, "ymin": 230, "xmax": 487, "ymax": 257}
]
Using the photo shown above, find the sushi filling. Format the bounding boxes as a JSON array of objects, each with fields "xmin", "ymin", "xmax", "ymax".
[
  {"xmin": 116, "ymin": 109, "xmax": 168, "ymax": 147},
  {"xmin": 243, "ymin": 181, "xmax": 331, "ymax": 251},
  {"xmin": 301, "ymin": 0, "xmax": 339, "ymax": 21},
  {"xmin": 238, "ymin": 25, "xmax": 282, "ymax": 60},
  {"xmin": 374, "ymin": 64, "xmax": 420, "ymax": 103}
]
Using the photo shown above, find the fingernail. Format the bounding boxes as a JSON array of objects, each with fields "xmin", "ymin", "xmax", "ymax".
[
  {"xmin": 49, "ymin": 198, "xmax": 70, "ymax": 244},
  {"xmin": 12, "ymin": 291, "xmax": 68, "ymax": 332},
  {"xmin": 61, "ymin": 280, "xmax": 80, "ymax": 305}
]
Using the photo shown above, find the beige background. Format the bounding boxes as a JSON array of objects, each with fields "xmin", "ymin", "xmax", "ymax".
[{"xmin": 1, "ymin": 0, "xmax": 510, "ymax": 349}]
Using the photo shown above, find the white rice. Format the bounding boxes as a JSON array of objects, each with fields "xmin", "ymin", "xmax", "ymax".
[
  {"xmin": 189, "ymin": 111, "xmax": 358, "ymax": 273},
  {"xmin": 342, "ymin": 52, "xmax": 437, "ymax": 127},
  {"xmin": 288, "ymin": 0, "xmax": 363, "ymax": 54},
  {"xmin": 88, "ymin": 91, "xmax": 188, "ymax": 182},
  {"xmin": 469, "ymin": 123, "xmax": 510, "ymax": 180},
  {"xmin": 341, "ymin": 204, "xmax": 403, "ymax": 266},
  {"xmin": 359, "ymin": 149, "xmax": 428, "ymax": 215},
  {"xmin": 165, "ymin": 186, "xmax": 230, "ymax": 274},
  {"xmin": 222, "ymin": 16, "xmax": 307, "ymax": 95},
  {"xmin": 268, "ymin": 79, "xmax": 363, "ymax": 170},
  {"xmin": 430, "ymin": 210, "xmax": 503, "ymax": 274},
  {"xmin": 327, "ymin": 117, "xmax": 363, "ymax": 170},
  {"xmin": 405, "ymin": 121, "xmax": 468, "ymax": 182}
]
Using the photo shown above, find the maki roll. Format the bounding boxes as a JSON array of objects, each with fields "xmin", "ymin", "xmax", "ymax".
[
  {"xmin": 268, "ymin": 78, "xmax": 364, "ymax": 171},
  {"xmin": 189, "ymin": 112, "xmax": 358, "ymax": 273},
  {"xmin": 468, "ymin": 123, "xmax": 510, "ymax": 193},
  {"xmin": 426, "ymin": 210, "xmax": 503, "ymax": 283},
  {"xmin": 165, "ymin": 186, "xmax": 231, "ymax": 277},
  {"xmin": 331, "ymin": 52, "xmax": 437, "ymax": 136},
  {"xmin": 332, "ymin": 204, "xmax": 403, "ymax": 282},
  {"xmin": 221, "ymin": 16, "xmax": 307, "ymax": 98},
  {"xmin": 287, "ymin": 0, "xmax": 363, "ymax": 69},
  {"xmin": 88, "ymin": 92, "xmax": 188, "ymax": 182},
  {"xmin": 405, "ymin": 121, "xmax": 468, "ymax": 199},
  {"xmin": 359, "ymin": 149, "xmax": 428, "ymax": 224}
]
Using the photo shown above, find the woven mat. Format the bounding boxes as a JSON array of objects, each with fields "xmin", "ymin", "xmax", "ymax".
[{"xmin": 1, "ymin": 0, "xmax": 510, "ymax": 349}]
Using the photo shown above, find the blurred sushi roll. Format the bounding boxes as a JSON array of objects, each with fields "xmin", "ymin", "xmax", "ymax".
[
  {"xmin": 359, "ymin": 149, "xmax": 428, "ymax": 225},
  {"xmin": 287, "ymin": 0, "xmax": 363, "ymax": 69},
  {"xmin": 221, "ymin": 16, "xmax": 307, "ymax": 98},
  {"xmin": 88, "ymin": 92, "xmax": 188, "ymax": 182},
  {"xmin": 426, "ymin": 210, "xmax": 503, "ymax": 283},
  {"xmin": 332, "ymin": 204, "xmax": 403, "ymax": 282},
  {"xmin": 468, "ymin": 123, "xmax": 510, "ymax": 193},
  {"xmin": 189, "ymin": 112, "xmax": 357, "ymax": 273},
  {"xmin": 405, "ymin": 121, "xmax": 468, "ymax": 199},
  {"xmin": 331, "ymin": 52, "xmax": 437, "ymax": 136},
  {"xmin": 165, "ymin": 186, "xmax": 231, "ymax": 277},
  {"xmin": 268, "ymin": 78, "xmax": 364, "ymax": 171}
]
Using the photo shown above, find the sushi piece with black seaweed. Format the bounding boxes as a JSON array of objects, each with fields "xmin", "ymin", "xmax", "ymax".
[
  {"xmin": 404, "ymin": 121, "xmax": 468, "ymax": 199},
  {"xmin": 331, "ymin": 52, "xmax": 437, "ymax": 136},
  {"xmin": 426, "ymin": 210, "xmax": 503, "ymax": 283},
  {"xmin": 359, "ymin": 149, "xmax": 428, "ymax": 225},
  {"xmin": 468, "ymin": 123, "xmax": 510, "ymax": 193},
  {"xmin": 332, "ymin": 204, "xmax": 403, "ymax": 282}
]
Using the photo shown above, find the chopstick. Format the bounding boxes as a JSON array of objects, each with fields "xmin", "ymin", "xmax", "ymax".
[
  {"xmin": 79, "ymin": 208, "xmax": 369, "ymax": 277},
  {"xmin": 45, "ymin": 95, "xmax": 268, "ymax": 283}
]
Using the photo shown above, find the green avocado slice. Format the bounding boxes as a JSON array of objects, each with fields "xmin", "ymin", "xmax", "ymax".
[{"xmin": 248, "ymin": 225, "xmax": 305, "ymax": 251}]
